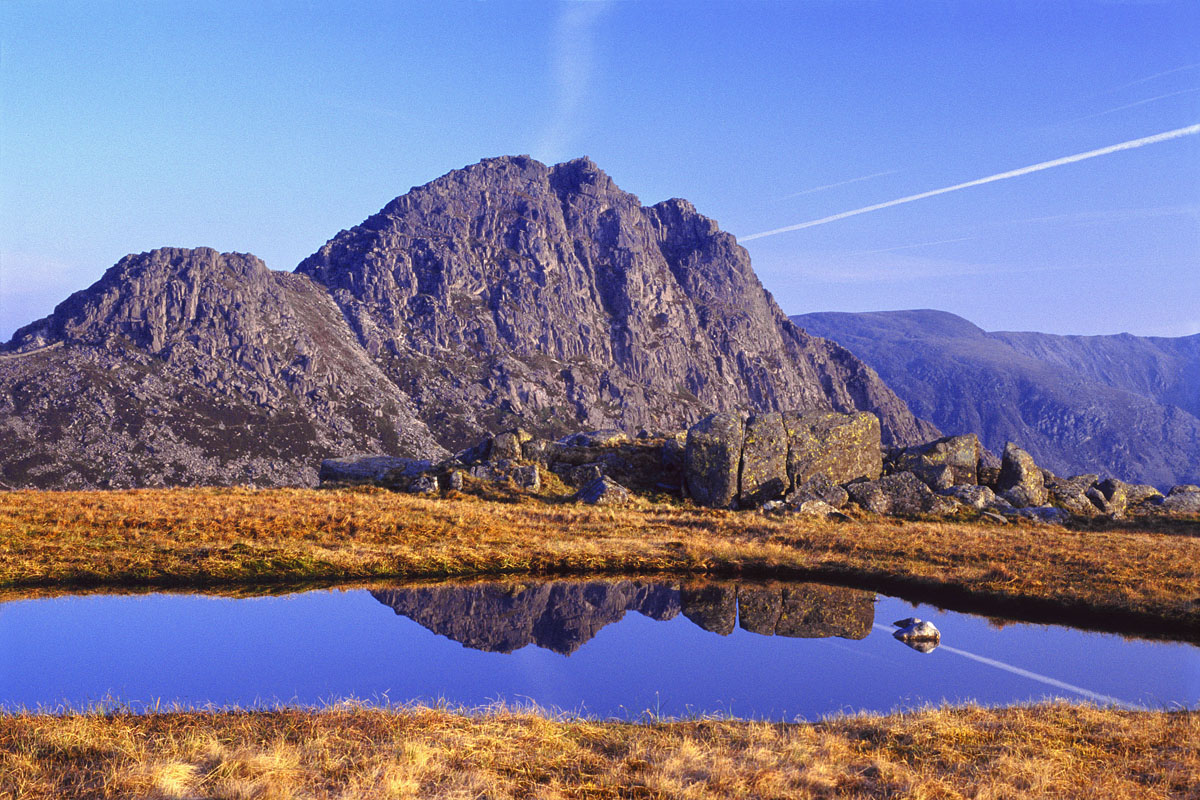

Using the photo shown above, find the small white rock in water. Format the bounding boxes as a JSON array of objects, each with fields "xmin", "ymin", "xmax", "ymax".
[
  {"xmin": 894, "ymin": 619, "xmax": 941, "ymax": 643},
  {"xmin": 892, "ymin": 617, "xmax": 921, "ymax": 628}
]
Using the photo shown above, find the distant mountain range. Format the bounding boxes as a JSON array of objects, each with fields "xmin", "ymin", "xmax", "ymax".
[
  {"xmin": 0, "ymin": 156, "xmax": 933, "ymax": 489},
  {"xmin": 793, "ymin": 310, "xmax": 1200, "ymax": 488}
]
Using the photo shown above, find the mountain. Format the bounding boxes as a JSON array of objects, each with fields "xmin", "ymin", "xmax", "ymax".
[
  {"xmin": 0, "ymin": 248, "xmax": 445, "ymax": 488},
  {"xmin": 296, "ymin": 155, "xmax": 936, "ymax": 450},
  {"xmin": 792, "ymin": 309, "xmax": 1200, "ymax": 488},
  {"xmin": 0, "ymin": 156, "xmax": 935, "ymax": 489}
]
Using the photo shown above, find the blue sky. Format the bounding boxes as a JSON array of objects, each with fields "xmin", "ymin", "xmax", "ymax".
[{"xmin": 2, "ymin": 0, "xmax": 1197, "ymax": 340}]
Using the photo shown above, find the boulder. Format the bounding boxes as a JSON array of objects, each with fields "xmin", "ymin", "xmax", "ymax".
[
  {"xmin": 783, "ymin": 411, "xmax": 883, "ymax": 489},
  {"xmin": 444, "ymin": 470, "xmax": 465, "ymax": 492},
  {"xmin": 785, "ymin": 473, "xmax": 850, "ymax": 509},
  {"xmin": 893, "ymin": 619, "xmax": 940, "ymax": 652},
  {"xmin": 739, "ymin": 412, "xmax": 789, "ymax": 508},
  {"xmin": 1015, "ymin": 506, "xmax": 1071, "ymax": 525},
  {"xmin": 996, "ymin": 443, "xmax": 1047, "ymax": 507},
  {"xmin": 1095, "ymin": 478, "xmax": 1129, "ymax": 517},
  {"xmin": 510, "ymin": 464, "xmax": 541, "ymax": 491},
  {"xmin": 1125, "ymin": 483, "xmax": 1164, "ymax": 507},
  {"xmin": 892, "ymin": 433, "xmax": 982, "ymax": 487},
  {"xmin": 845, "ymin": 471, "xmax": 958, "ymax": 516},
  {"xmin": 319, "ymin": 456, "xmax": 431, "ymax": 485},
  {"xmin": 685, "ymin": 412, "xmax": 745, "ymax": 508},
  {"xmin": 938, "ymin": 484, "xmax": 997, "ymax": 510},
  {"xmin": 489, "ymin": 429, "xmax": 531, "ymax": 462},
  {"xmin": 977, "ymin": 466, "xmax": 1001, "ymax": 489},
  {"xmin": 794, "ymin": 499, "xmax": 838, "ymax": 517},
  {"xmin": 408, "ymin": 474, "xmax": 438, "ymax": 495},
  {"xmin": 556, "ymin": 462, "xmax": 606, "ymax": 488},
  {"xmin": 572, "ymin": 476, "xmax": 631, "ymax": 506},
  {"xmin": 1162, "ymin": 485, "xmax": 1200, "ymax": 513}
]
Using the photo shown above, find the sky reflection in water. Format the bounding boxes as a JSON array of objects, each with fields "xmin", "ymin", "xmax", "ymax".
[{"xmin": 1, "ymin": 580, "xmax": 1195, "ymax": 720}]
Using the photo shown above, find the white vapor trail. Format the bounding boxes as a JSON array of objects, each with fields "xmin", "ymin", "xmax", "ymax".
[
  {"xmin": 741, "ymin": 124, "xmax": 1200, "ymax": 241},
  {"xmin": 1069, "ymin": 87, "xmax": 1200, "ymax": 123},
  {"xmin": 780, "ymin": 170, "xmax": 897, "ymax": 199}
]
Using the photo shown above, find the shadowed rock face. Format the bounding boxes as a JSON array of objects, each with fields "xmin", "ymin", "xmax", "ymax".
[
  {"xmin": 793, "ymin": 309, "xmax": 1200, "ymax": 487},
  {"xmin": 298, "ymin": 156, "xmax": 935, "ymax": 451},
  {"xmin": 371, "ymin": 579, "xmax": 876, "ymax": 653}
]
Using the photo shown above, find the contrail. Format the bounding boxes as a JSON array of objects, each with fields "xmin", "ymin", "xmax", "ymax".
[
  {"xmin": 1069, "ymin": 87, "xmax": 1200, "ymax": 123},
  {"xmin": 781, "ymin": 170, "xmax": 897, "ymax": 199},
  {"xmin": 873, "ymin": 625, "xmax": 1142, "ymax": 709},
  {"xmin": 741, "ymin": 124, "xmax": 1200, "ymax": 241}
]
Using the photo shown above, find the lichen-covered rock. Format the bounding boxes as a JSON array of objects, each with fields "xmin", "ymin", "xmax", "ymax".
[
  {"xmin": 1162, "ymin": 485, "xmax": 1200, "ymax": 513},
  {"xmin": 997, "ymin": 442, "xmax": 1047, "ymax": 507},
  {"xmin": 739, "ymin": 412, "xmax": 789, "ymax": 508},
  {"xmin": 892, "ymin": 433, "xmax": 982, "ymax": 486},
  {"xmin": 845, "ymin": 471, "xmax": 957, "ymax": 516},
  {"xmin": 785, "ymin": 473, "xmax": 850, "ymax": 509},
  {"xmin": 783, "ymin": 411, "xmax": 883, "ymax": 489},
  {"xmin": 1125, "ymin": 483, "xmax": 1164, "ymax": 507},
  {"xmin": 572, "ymin": 475, "xmax": 631, "ymax": 506},
  {"xmin": 685, "ymin": 412, "xmax": 745, "ymax": 508},
  {"xmin": 489, "ymin": 430, "xmax": 532, "ymax": 462},
  {"xmin": 938, "ymin": 484, "xmax": 997, "ymax": 510},
  {"xmin": 793, "ymin": 499, "xmax": 838, "ymax": 517},
  {"xmin": 557, "ymin": 430, "xmax": 629, "ymax": 448},
  {"xmin": 408, "ymin": 474, "xmax": 438, "ymax": 494}
]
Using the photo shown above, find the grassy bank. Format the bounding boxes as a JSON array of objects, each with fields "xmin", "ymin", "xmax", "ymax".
[
  {"xmin": 1, "ymin": 487, "xmax": 1198, "ymax": 635},
  {"xmin": 0, "ymin": 703, "xmax": 1194, "ymax": 799}
]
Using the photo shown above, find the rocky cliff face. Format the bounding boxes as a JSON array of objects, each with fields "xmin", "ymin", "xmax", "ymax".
[
  {"xmin": 793, "ymin": 309, "xmax": 1200, "ymax": 488},
  {"xmin": 0, "ymin": 248, "xmax": 444, "ymax": 488},
  {"xmin": 298, "ymin": 156, "xmax": 936, "ymax": 450},
  {"xmin": 0, "ymin": 157, "xmax": 936, "ymax": 489}
]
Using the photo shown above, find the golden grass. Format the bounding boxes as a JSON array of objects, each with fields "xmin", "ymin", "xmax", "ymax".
[
  {"xmin": 1, "ymin": 487, "xmax": 1197, "ymax": 635},
  {"xmin": 0, "ymin": 703, "xmax": 1194, "ymax": 799}
]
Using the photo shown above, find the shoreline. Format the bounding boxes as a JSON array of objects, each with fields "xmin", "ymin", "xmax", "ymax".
[{"xmin": 2, "ymin": 487, "xmax": 1197, "ymax": 638}]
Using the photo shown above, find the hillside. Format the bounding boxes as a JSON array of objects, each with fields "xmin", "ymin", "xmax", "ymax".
[{"xmin": 792, "ymin": 309, "xmax": 1200, "ymax": 487}]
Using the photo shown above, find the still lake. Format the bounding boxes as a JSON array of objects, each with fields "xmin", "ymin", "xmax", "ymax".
[{"xmin": 2, "ymin": 578, "xmax": 1196, "ymax": 720}]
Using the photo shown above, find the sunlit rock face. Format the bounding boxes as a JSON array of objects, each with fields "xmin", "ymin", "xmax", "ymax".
[
  {"xmin": 371, "ymin": 579, "xmax": 876, "ymax": 653},
  {"xmin": 297, "ymin": 155, "xmax": 936, "ymax": 452}
]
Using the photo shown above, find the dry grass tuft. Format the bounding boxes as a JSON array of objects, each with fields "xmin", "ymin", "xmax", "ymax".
[
  {"xmin": 0, "ymin": 487, "xmax": 1197, "ymax": 636},
  {"xmin": 0, "ymin": 703, "xmax": 1193, "ymax": 799}
]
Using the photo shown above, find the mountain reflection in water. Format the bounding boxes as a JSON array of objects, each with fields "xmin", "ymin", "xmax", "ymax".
[{"xmin": 371, "ymin": 580, "xmax": 874, "ymax": 654}]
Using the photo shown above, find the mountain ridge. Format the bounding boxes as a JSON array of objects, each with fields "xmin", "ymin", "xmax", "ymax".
[{"xmin": 792, "ymin": 309, "xmax": 1200, "ymax": 488}]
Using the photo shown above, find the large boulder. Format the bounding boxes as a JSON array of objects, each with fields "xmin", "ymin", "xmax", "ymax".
[
  {"xmin": 319, "ymin": 456, "xmax": 432, "ymax": 486},
  {"xmin": 996, "ymin": 442, "xmax": 1047, "ymax": 507},
  {"xmin": 1046, "ymin": 474, "xmax": 1101, "ymax": 517},
  {"xmin": 739, "ymin": 412, "xmax": 789, "ymax": 508},
  {"xmin": 783, "ymin": 411, "xmax": 883, "ymax": 489},
  {"xmin": 938, "ymin": 484, "xmax": 997, "ymax": 510},
  {"xmin": 786, "ymin": 473, "xmax": 850, "ymax": 509},
  {"xmin": 572, "ymin": 476, "xmax": 631, "ymax": 506},
  {"xmin": 1162, "ymin": 485, "xmax": 1200, "ymax": 513},
  {"xmin": 685, "ymin": 412, "xmax": 745, "ymax": 508},
  {"xmin": 892, "ymin": 433, "xmax": 982, "ymax": 487},
  {"xmin": 846, "ymin": 471, "xmax": 958, "ymax": 516}
]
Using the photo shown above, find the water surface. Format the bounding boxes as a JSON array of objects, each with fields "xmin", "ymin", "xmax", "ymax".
[{"xmin": 1, "ymin": 579, "xmax": 1195, "ymax": 720}]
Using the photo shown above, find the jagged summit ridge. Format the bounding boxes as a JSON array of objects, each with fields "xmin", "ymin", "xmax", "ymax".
[{"xmin": 298, "ymin": 155, "xmax": 936, "ymax": 450}]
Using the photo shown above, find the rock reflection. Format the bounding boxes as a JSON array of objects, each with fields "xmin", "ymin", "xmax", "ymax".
[{"xmin": 372, "ymin": 579, "xmax": 875, "ymax": 654}]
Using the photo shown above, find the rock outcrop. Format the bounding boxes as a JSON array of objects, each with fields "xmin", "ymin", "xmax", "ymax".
[{"xmin": 793, "ymin": 309, "xmax": 1200, "ymax": 488}]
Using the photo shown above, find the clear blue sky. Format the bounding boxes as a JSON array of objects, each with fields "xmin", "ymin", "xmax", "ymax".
[{"xmin": 2, "ymin": 0, "xmax": 1198, "ymax": 341}]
